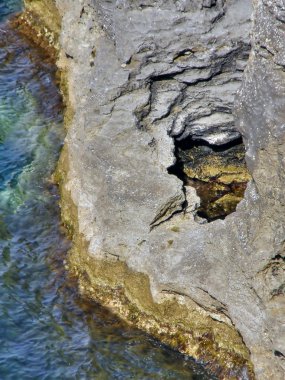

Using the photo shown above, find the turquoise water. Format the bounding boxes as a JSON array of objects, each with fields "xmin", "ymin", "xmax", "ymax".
[
  {"xmin": 0, "ymin": 0, "xmax": 22, "ymax": 22},
  {"xmin": 0, "ymin": 3, "xmax": 214, "ymax": 379}
]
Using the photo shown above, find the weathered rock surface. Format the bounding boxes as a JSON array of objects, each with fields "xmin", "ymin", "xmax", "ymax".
[{"xmin": 23, "ymin": 0, "xmax": 285, "ymax": 378}]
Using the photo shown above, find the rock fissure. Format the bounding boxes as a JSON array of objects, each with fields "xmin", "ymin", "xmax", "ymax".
[
  {"xmin": 160, "ymin": 287, "xmax": 232, "ymax": 323},
  {"xmin": 149, "ymin": 194, "xmax": 187, "ymax": 231}
]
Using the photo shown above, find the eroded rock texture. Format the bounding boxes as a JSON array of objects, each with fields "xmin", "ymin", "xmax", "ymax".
[{"xmin": 43, "ymin": 0, "xmax": 285, "ymax": 378}]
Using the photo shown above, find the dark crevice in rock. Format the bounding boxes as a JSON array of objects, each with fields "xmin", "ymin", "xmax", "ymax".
[
  {"xmin": 80, "ymin": 7, "xmax": 85, "ymax": 18},
  {"xmin": 259, "ymin": 44, "xmax": 275, "ymax": 57},
  {"xmin": 150, "ymin": 70, "xmax": 185, "ymax": 82},
  {"xmin": 150, "ymin": 197, "xmax": 188, "ymax": 231},
  {"xmin": 270, "ymin": 253, "xmax": 285, "ymax": 262},
  {"xmin": 176, "ymin": 135, "xmax": 244, "ymax": 152},
  {"xmin": 65, "ymin": 52, "xmax": 73, "ymax": 59},
  {"xmin": 168, "ymin": 134, "xmax": 250, "ymax": 222},
  {"xmin": 173, "ymin": 49, "xmax": 194, "ymax": 61},
  {"xmin": 274, "ymin": 350, "xmax": 285, "ymax": 359},
  {"xmin": 258, "ymin": 253, "xmax": 285, "ymax": 274},
  {"xmin": 202, "ymin": 0, "xmax": 217, "ymax": 8},
  {"xmin": 271, "ymin": 283, "xmax": 285, "ymax": 298},
  {"xmin": 275, "ymin": 253, "xmax": 285, "ymax": 260},
  {"xmin": 161, "ymin": 288, "xmax": 230, "ymax": 319}
]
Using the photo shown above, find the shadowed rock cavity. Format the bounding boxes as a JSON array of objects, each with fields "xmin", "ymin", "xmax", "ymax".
[{"xmin": 168, "ymin": 135, "xmax": 251, "ymax": 222}]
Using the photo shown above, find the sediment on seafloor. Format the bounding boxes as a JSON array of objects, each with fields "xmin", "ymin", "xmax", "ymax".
[{"xmin": 16, "ymin": 1, "xmax": 285, "ymax": 379}]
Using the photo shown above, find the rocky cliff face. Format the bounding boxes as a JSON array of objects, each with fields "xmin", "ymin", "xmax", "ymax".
[{"xmin": 23, "ymin": 0, "xmax": 285, "ymax": 378}]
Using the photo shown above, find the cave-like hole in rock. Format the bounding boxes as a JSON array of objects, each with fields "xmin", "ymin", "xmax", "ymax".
[
  {"xmin": 168, "ymin": 135, "xmax": 251, "ymax": 222},
  {"xmin": 274, "ymin": 350, "xmax": 285, "ymax": 358}
]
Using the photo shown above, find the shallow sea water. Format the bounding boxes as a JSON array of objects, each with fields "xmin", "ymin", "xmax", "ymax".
[{"xmin": 0, "ymin": 2, "xmax": 215, "ymax": 379}]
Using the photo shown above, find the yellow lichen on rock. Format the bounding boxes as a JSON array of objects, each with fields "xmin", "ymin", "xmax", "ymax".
[{"xmin": 184, "ymin": 156, "xmax": 251, "ymax": 185}]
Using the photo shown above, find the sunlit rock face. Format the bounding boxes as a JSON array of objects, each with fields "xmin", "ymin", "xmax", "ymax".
[{"xmin": 38, "ymin": 0, "xmax": 285, "ymax": 378}]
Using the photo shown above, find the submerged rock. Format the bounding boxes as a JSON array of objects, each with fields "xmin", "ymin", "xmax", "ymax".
[{"xmin": 22, "ymin": 0, "xmax": 285, "ymax": 379}]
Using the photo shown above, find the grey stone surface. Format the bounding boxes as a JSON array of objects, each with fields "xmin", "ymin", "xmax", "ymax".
[{"xmin": 56, "ymin": 0, "xmax": 285, "ymax": 378}]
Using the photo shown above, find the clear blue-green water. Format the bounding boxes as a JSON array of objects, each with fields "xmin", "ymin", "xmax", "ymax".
[
  {"xmin": 0, "ymin": 0, "xmax": 22, "ymax": 22},
  {"xmin": 0, "ymin": 2, "xmax": 215, "ymax": 379}
]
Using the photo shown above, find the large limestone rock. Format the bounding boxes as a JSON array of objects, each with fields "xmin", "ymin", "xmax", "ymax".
[{"xmin": 27, "ymin": 0, "xmax": 284, "ymax": 378}]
